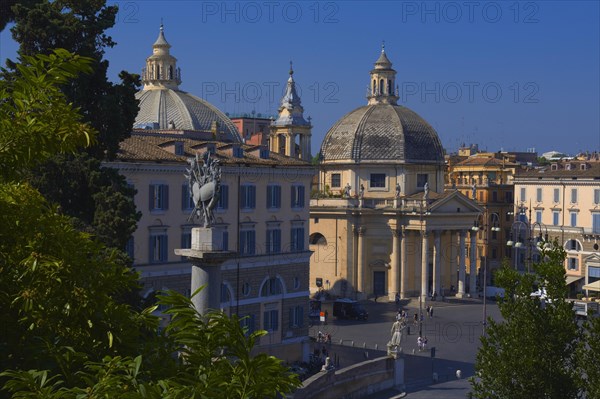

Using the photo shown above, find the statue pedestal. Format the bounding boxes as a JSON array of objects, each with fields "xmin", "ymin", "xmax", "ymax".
[{"xmin": 175, "ymin": 227, "xmax": 233, "ymax": 315}]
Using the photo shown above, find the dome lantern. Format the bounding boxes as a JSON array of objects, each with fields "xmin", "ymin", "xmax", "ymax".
[
  {"xmin": 142, "ymin": 24, "xmax": 182, "ymax": 90},
  {"xmin": 367, "ymin": 43, "xmax": 399, "ymax": 105}
]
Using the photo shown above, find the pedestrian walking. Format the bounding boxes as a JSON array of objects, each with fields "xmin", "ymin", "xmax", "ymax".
[
  {"xmin": 429, "ymin": 306, "xmax": 434, "ymax": 318},
  {"xmin": 417, "ymin": 335, "xmax": 423, "ymax": 351},
  {"xmin": 395, "ymin": 292, "xmax": 400, "ymax": 308},
  {"xmin": 396, "ymin": 310, "xmax": 402, "ymax": 321},
  {"xmin": 422, "ymin": 336, "xmax": 428, "ymax": 351}
]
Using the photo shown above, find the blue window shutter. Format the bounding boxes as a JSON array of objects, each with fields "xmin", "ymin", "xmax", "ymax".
[
  {"xmin": 182, "ymin": 184, "xmax": 188, "ymax": 210},
  {"xmin": 161, "ymin": 235, "xmax": 168, "ymax": 261},
  {"xmin": 289, "ymin": 307, "xmax": 293, "ymax": 328},
  {"xmin": 299, "ymin": 186, "xmax": 305, "ymax": 207},
  {"xmin": 241, "ymin": 186, "xmax": 247, "ymax": 208},
  {"xmin": 250, "ymin": 186, "xmax": 256, "ymax": 208},
  {"xmin": 222, "ymin": 231, "xmax": 228, "ymax": 251},
  {"xmin": 275, "ymin": 230, "xmax": 281, "ymax": 253},
  {"xmin": 249, "ymin": 314, "xmax": 255, "ymax": 333},
  {"xmin": 272, "ymin": 310, "xmax": 278, "ymax": 331},
  {"xmin": 267, "ymin": 186, "xmax": 272, "ymax": 208},
  {"xmin": 163, "ymin": 185, "xmax": 169, "ymax": 210},
  {"xmin": 291, "ymin": 186, "xmax": 295, "ymax": 207},
  {"xmin": 149, "ymin": 236, "xmax": 154, "ymax": 262},
  {"xmin": 263, "ymin": 311, "xmax": 269, "ymax": 330},
  {"xmin": 240, "ymin": 231, "xmax": 246, "ymax": 254},
  {"xmin": 249, "ymin": 231, "xmax": 256, "ymax": 255},
  {"xmin": 276, "ymin": 186, "xmax": 281, "ymax": 208},
  {"xmin": 149, "ymin": 185, "xmax": 155, "ymax": 211},
  {"xmin": 222, "ymin": 185, "xmax": 229, "ymax": 209}
]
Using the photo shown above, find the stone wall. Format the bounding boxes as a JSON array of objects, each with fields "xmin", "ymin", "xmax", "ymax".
[{"xmin": 290, "ymin": 355, "xmax": 404, "ymax": 399}]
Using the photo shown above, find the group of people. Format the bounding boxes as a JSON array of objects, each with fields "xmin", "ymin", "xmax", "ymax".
[{"xmin": 317, "ymin": 330, "xmax": 332, "ymax": 343}]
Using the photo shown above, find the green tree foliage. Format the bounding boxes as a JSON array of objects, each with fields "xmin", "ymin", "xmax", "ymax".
[
  {"xmin": 471, "ymin": 242, "xmax": 583, "ymax": 398},
  {"xmin": 3, "ymin": 0, "xmax": 141, "ymax": 251},
  {"xmin": 25, "ymin": 153, "xmax": 141, "ymax": 249}
]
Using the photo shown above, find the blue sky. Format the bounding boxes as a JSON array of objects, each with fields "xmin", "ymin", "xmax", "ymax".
[{"xmin": 1, "ymin": 1, "xmax": 599, "ymax": 156}]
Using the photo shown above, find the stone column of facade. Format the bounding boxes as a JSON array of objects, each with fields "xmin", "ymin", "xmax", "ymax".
[
  {"xmin": 287, "ymin": 133, "xmax": 295, "ymax": 157},
  {"xmin": 389, "ymin": 228, "xmax": 401, "ymax": 300},
  {"xmin": 421, "ymin": 231, "xmax": 429, "ymax": 302},
  {"xmin": 356, "ymin": 225, "xmax": 366, "ymax": 297},
  {"xmin": 469, "ymin": 230, "xmax": 478, "ymax": 296},
  {"xmin": 457, "ymin": 230, "xmax": 467, "ymax": 298},
  {"xmin": 400, "ymin": 227, "xmax": 408, "ymax": 299},
  {"xmin": 433, "ymin": 230, "xmax": 442, "ymax": 298}
]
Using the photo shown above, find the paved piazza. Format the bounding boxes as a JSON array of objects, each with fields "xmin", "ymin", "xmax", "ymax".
[{"xmin": 308, "ymin": 297, "xmax": 501, "ymax": 397}]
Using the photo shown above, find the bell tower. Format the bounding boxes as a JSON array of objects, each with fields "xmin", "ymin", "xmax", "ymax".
[
  {"xmin": 270, "ymin": 62, "xmax": 312, "ymax": 161},
  {"xmin": 367, "ymin": 43, "xmax": 399, "ymax": 105},
  {"xmin": 141, "ymin": 24, "xmax": 182, "ymax": 90}
]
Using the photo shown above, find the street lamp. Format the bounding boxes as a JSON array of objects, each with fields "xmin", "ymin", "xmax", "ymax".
[{"xmin": 475, "ymin": 212, "xmax": 501, "ymax": 337}]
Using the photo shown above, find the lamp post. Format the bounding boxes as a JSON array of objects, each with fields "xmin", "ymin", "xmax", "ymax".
[
  {"xmin": 506, "ymin": 204, "xmax": 549, "ymax": 273},
  {"xmin": 474, "ymin": 211, "xmax": 501, "ymax": 337}
]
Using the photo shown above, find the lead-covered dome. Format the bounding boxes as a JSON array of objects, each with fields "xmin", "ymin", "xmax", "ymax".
[
  {"xmin": 134, "ymin": 25, "xmax": 241, "ymax": 142},
  {"xmin": 320, "ymin": 104, "xmax": 444, "ymax": 164},
  {"xmin": 320, "ymin": 46, "xmax": 444, "ymax": 164}
]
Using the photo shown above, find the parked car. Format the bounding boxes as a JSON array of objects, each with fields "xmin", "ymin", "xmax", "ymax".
[{"xmin": 333, "ymin": 298, "xmax": 368, "ymax": 320}]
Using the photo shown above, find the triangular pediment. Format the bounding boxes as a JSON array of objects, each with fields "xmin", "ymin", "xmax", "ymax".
[
  {"xmin": 585, "ymin": 253, "xmax": 600, "ymax": 266},
  {"xmin": 428, "ymin": 190, "xmax": 483, "ymax": 214}
]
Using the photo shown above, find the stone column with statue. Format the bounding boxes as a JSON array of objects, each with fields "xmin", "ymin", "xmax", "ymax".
[{"xmin": 175, "ymin": 152, "xmax": 233, "ymax": 315}]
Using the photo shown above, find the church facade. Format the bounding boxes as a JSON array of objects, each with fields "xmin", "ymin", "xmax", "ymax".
[{"xmin": 310, "ymin": 47, "xmax": 482, "ymax": 301}]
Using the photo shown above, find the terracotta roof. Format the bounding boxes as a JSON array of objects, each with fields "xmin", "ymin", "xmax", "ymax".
[
  {"xmin": 455, "ymin": 156, "xmax": 517, "ymax": 167},
  {"xmin": 116, "ymin": 133, "xmax": 312, "ymax": 167},
  {"xmin": 517, "ymin": 162, "xmax": 600, "ymax": 179}
]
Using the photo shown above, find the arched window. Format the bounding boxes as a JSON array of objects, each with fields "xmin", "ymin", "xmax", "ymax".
[
  {"xmin": 565, "ymin": 239, "xmax": 582, "ymax": 251},
  {"xmin": 261, "ymin": 277, "xmax": 283, "ymax": 297},
  {"xmin": 169, "ymin": 65, "xmax": 173, "ymax": 80},
  {"xmin": 387, "ymin": 80, "xmax": 392, "ymax": 95},
  {"xmin": 372, "ymin": 79, "xmax": 376, "ymax": 94},
  {"xmin": 379, "ymin": 79, "xmax": 384, "ymax": 94},
  {"xmin": 309, "ymin": 233, "xmax": 327, "ymax": 245}
]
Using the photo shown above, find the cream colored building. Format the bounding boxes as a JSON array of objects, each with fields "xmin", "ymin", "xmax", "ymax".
[
  {"xmin": 513, "ymin": 158, "xmax": 600, "ymax": 293},
  {"xmin": 107, "ymin": 26, "xmax": 314, "ymax": 356},
  {"xmin": 310, "ymin": 47, "xmax": 482, "ymax": 301}
]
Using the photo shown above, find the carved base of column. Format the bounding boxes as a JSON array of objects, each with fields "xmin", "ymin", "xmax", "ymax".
[{"xmin": 455, "ymin": 292, "xmax": 466, "ymax": 299}]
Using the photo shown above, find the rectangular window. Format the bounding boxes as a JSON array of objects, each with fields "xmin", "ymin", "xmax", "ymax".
[
  {"xmin": 240, "ymin": 185, "xmax": 256, "ymax": 209},
  {"xmin": 536, "ymin": 210, "xmax": 542, "ymax": 224},
  {"xmin": 536, "ymin": 188, "xmax": 542, "ymax": 202},
  {"xmin": 289, "ymin": 305, "xmax": 304, "ymax": 328},
  {"xmin": 291, "ymin": 185, "xmax": 305, "ymax": 208},
  {"xmin": 370, "ymin": 173, "xmax": 386, "ymax": 188},
  {"xmin": 267, "ymin": 185, "xmax": 281, "ymax": 209},
  {"xmin": 492, "ymin": 191, "xmax": 498, "ymax": 202},
  {"xmin": 263, "ymin": 309, "xmax": 279, "ymax": 332},
  {"xmin": 505, "ymin": 191, "xmax": 513, "ymax": 204},
  {"xmin": 266, "ymin": 228, "xmax": 281, "ymax": 254},
  {"xmin": 491, "ymin": 248, "xmax": 497, "ymax": 259},
  {"xmin": 149, "ymin": 232, "xmax": 168, "ymax": 263},
  {"xmin": 417, "ymin": 174, "xmax": 428, "ymax": 188},
  {"xmin": 568, "ymin": 258, "xmax": 578, "ymax": 270},
  {"xmin": 181, "ymin": 184, "xmax": 194, "ymax": 211},
  {"xmin": 571, "ymin": 188, "xmax": 578, "ymax": 204},
  {"xmin": 239, "ymin": 230, "xmax": 256, "ymax": 255},
  {"xmin": 570, "ymin": 212, "xmax": 577, "ymax": 227},
  {"xmin": 595, "ymin": 189, "xmax": 600, "ymax": 205},
  {"xmin": 218, "ymin": 185, "xmax": 229, "ymax": 210},
  {"xmin": 553, "ymin": 188, "xmax": 560, "ymax": 203},
  {"xmin": 593, "ymin": 213, "xmax": 600, "ymax": 234},
  {"xmin": 291, "ymin": 227, "xmax": 305, "ymax": 252},
  {"xmin": 520, "ymin": 187, "xmax": 526, "ymax": 203},
  {"xmin": 149, "ymin": 184, "xmax": 169, "ymax": 211},
  {"xmin": 553, "ymin": 211, "xmax": 560, "ymax": 226},
  {"xmin": 125, "ymin": 237, "xmax": 134, "ymax": 260},
  {"xmin": 181, "ymin": 229, "xmax": 191, "ymax": 249},
  {"xmin": 331, "ymin": 173, "xmax": 341, "ymax": 188}
]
